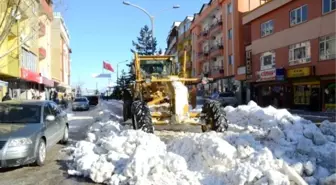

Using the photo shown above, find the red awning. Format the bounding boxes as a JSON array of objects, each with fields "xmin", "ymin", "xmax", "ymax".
[{"xmin": 42, "ymin": 77, "xmax": 54, "ymax": 87}]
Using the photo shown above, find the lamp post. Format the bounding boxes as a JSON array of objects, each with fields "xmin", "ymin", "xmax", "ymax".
[
  {"xmin": 122, "ymin": 1, "xmax": 180, "ymax": 47},
  {"xmin": 117, "ymin": 60, "xmax": 129, "ymax": 83}
]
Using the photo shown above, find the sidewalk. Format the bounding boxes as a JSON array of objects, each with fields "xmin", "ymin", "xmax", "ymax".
[{"xmin": 289, "ymin": 109, "xmax": 335, "ymax": 122}]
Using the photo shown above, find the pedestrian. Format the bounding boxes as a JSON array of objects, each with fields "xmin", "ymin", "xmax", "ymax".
[{"xmin": 2, "ymin": 92, "xmax": 11, "ymax": 102}]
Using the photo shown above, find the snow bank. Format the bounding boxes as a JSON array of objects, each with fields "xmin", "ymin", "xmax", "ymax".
[
  {"xmin": 65, "ymin": 101, "xmax": 335, "ymax": 185},
  {"xmin": 65, "ymin": 121, "xmax": 200, "ymax": 185}
]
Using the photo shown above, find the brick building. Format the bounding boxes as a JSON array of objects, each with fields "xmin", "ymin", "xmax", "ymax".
[{"xmin": 243, "ymin": 0, "xmax": 335, "ymax": 111}]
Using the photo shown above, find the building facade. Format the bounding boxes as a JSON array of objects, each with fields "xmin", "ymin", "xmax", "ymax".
[
  {"xmin": 177, "ymin": 16, "xmax": 193, "ymax": 78},
  {"xmin": 166, "ymin": 22, "xmax": 181, "ymax": 57},
  {"xmin": 51, "ymin": 12, "xmax": 71, "ymax": 93},
  {"xmin": 243, "ymin": 0, "xmax": 336, "ymax": 111},
  {"xmin": 190, "ymin": 0, "xmax": 260, "ymax": 103}
]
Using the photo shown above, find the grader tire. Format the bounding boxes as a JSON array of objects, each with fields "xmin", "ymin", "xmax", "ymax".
[
  {"xmin": 131, "ymin": 101, "xmax": 154, "ymax": 133},
  {"xmin": 201, "ymin": 100, "xmax": 229, "ymax": 132}
]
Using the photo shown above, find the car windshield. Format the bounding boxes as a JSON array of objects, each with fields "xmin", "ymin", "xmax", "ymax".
[
  {"xmin": 140, "ymin": 59, "xmax": 174, "ymax": 77},
  {"xmin": 74, "ymin": 98, "xmax": 87, "ymax": 102},
  {"xmin": 0, "ymin": 104, "xmax": 41, "ymax": 123}
]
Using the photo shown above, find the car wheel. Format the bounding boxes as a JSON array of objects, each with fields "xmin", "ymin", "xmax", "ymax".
[
  {"xmin": 35, "ymin": 139, "xmax": 46, "ymax": 166},
  {"xmin": 60, "ymin": 125, "xmax": 69, "ymax": 144}
]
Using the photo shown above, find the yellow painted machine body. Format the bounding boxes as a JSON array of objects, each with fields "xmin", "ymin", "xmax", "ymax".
[{"xmin": 131, "ymin": 51, "xmax": 201, "ymax": 125}]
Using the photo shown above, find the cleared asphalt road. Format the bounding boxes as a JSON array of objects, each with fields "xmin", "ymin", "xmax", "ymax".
[{"xmin": 0, "ymin": 102, "xmax": 110, "ymax": 185}]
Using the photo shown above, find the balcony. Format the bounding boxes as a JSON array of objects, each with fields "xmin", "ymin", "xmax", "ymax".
[
  {"xmin": 39, "ymin": 0, "xmax": 53, "ymax": 20},
  {"xmin": 210, "ymin": 42, "xmax": 224, "ymax": 57},
  {"xmin": 39, "ymin": 47, "xmax": 46, "ymax": 60},
  {"xmin": 39, "ymin": 22, "xmax": 46, "ymax": 37}
]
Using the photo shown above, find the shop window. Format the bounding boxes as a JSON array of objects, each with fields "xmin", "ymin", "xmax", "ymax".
[
  {"xmin": 260, "ymin": 51, "xmax": 275, "ymax": 70},
  {"xmin": 261, "ymin": 86, "xmax": 272, "ymax": 96},
  {"xmin": 324, "ymin": 83, "xmax": 336, "ymax": 111},
  {"xmin": 319, "ymin": 35, "xmax": 335, "ymax": 60},
  {"xmin": 293, "ymin": 84, "xmax": 320, "ymax": 105},
  {"xmin": 261, "ymin": 20, "xmax": 274, "ymax": 37},
  {"xmin": 289, "ymin": 41, "xmax": 311, "ymax": 65}
]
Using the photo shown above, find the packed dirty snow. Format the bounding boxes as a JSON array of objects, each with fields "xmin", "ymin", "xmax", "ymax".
[{"xmin": 64, "ymin": 101, "xmax": 336, "ymax": 185}]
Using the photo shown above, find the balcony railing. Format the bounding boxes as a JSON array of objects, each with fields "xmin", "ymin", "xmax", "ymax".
[
  {"xmin": 39, "ymin": 22, "xmax": 46, "ymax": 37},
  {"xmin": 39, "ymin": 47, "xmax": 46, "ymax": 60}
]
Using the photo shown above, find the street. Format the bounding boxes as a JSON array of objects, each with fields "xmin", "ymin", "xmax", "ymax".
[{"xmin": 0, "ymin": 102, "xmax": 112, "ymax": 185}]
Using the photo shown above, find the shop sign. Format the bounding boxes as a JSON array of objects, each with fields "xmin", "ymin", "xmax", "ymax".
[
  {"xmin": 276, "ymin": 68, "xmax": 285, "ymax": 81},
  {"xmin": 237, "ymin": 66, "xmax": 246, "ymax": 75},
  {"xmin": 256, "ymin": 68, "xmax": 276, "ymax": 82},
  {"xmin": 20, "ymin": 68, "xmax": 40, "ymax": 83},
  {"xmin": 287, "ymin": 67, "xmax": 311, "ymax": 78}
]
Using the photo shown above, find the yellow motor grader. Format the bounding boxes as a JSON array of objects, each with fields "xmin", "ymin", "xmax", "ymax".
[{"xmin": 122, "ymin": 51, "xmax": 228, "ymax": 133}]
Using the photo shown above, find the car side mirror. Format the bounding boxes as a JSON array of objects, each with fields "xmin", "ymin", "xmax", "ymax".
[{"xmin": 46, "ymin": 115, "xmax": 55, "ymax": 121}]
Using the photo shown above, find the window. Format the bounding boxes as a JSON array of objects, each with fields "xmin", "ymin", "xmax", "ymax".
[
  {"xmin": 43, "ymin": 105, "xmax": 52, "ymax": 120},
  {"xmin": 290, "ymin": 5, "xmax": 308, "ymax": 26},
  {"xmin": 289, "ymin": 41, "xmax": 311, "ymax": 65},
  {"xmin": 323, "ymin": 0, "xmax": 336, "ymax": 14},
  {"xmin": 227, "ymin": 3, "xmax": 232, "ymax": 14},
  {"xmin": 260, "ymin": 51, "xmax": 275, "ymax": 70},
  {"xmin": 21, "ymin": 48, "xmax": 38, "ymax": 73},
  {"xmin": 320, "ymin": 35, "xmax": 336, "ymax": 60},
  {"xmin": 261, "ymin": 20, "xmax": 274, "ymax": 37},
  {"xmin": 228, "ymin": 29, "xmax": 232, "ymax": 39},
  {"xmin": 228, "ymin": 55, "xmax": 234, "ymax": 65}
]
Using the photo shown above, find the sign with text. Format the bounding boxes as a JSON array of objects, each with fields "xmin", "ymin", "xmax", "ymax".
[
  {"xmin": 256, "ymin": 68, "xmax": 276, "ymax": 82},
  {"xmin": 20, "ymin": 68, "xmax": 40, "ymax": 83},
  {"xmin": 287, "ymin": 67, "xmax": 311, "ymax": 78},
  {"xmin": 276, "ymin": 68, "xmax": 285, "ymax": 81}
]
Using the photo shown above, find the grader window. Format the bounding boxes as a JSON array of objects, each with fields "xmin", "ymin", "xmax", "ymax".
[{"xmin": 140, "ymin": 59, "xmax": 173, "ymax": 76}]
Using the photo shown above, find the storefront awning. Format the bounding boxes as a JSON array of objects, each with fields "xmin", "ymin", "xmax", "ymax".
[{"xmin": 41, "ymin": 77, "xmax": 54, "ymax": 87}]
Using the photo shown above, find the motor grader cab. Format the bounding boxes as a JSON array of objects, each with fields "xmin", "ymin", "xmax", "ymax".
[{"xmin": 123, "ymin": 51, "xmax": 229, "ymax": 133}]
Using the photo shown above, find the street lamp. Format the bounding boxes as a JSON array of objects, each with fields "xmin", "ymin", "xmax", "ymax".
[
  {"xmin": 117, "ymin": 60, "xmax": 129, "ymax": 82},
  {"xmin": 122, "ymin": 1, "xmax": 180, "ymax": 47}
]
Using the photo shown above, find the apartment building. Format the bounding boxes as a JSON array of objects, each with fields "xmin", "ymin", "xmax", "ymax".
[
  {"xmin": 0, "ymin": 0, "xmax": 44, "ymax": 100},
  {"xmin": 38, "ymin": 0, "xmax": 54, "ymax": 98},
  {"xmin": 190, "ymin": 0, "xmax": 260, "ymax": 103},
  {"xmin": 177, "ymin": 16, "xmax": 193, "ymax": 78},
  {"xmin": 243, "ymin": 0, "xmax": 336, "ymax": 111},
  {"xmin": 166, "ymin": 22, "xmax": 181, "ymax": 56},
  {"xmin": 51, "ymin": 12, "xmax": 72, "ymax": 93}
]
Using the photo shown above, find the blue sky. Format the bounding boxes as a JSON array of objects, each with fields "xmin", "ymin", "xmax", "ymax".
[{"xmin": 59, "ymin": 0, "xmax": 207, "ymax": 91}]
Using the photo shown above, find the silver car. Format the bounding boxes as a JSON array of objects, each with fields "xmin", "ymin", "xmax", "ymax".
[
  {"xmin": 0, "ymin": 100, "xmax": 69, "ymax": 168},
  {"xmin": 72, "ymin": 97, "xmax": 90, "ymax": 111}
]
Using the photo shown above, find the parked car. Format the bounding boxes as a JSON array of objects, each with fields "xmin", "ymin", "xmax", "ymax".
[
  {"xmin": 0, "ymin": 100, "xmax": 68, "ymax": 168},
  {"xmin": 72, "ymin": 97, "xmax": 90, "ymax": 111},
  {"xmin": 213, "ymin": 92, "xmax": 239, "ymax": 107},
  {"xmin": 84, "ymin": 95, "xmax": 99, "ymax": 106}
]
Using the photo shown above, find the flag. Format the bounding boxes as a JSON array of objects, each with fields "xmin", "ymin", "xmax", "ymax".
[
  {"xmin": 103, "ymin": 61, "xmax": 114, "ymax": 72},
  {"xmin": 92, "ymin": 73, "xmax": 112, "ymax": 78}
]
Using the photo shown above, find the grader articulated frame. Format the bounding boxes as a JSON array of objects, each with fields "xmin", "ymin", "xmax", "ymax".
[{"xmin": 123, "ymin": 51, "xmax": 228, "ymax": 133}]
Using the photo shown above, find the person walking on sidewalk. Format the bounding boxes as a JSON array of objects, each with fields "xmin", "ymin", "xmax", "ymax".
[{"xmin": 2, "ymin": 92, "xmax": 11, "ymax": 102}]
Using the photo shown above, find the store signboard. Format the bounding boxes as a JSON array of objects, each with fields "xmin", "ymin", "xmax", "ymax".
[
  {"xmin": 256, "ymin": 68, "xmax": 276, "ymax": 82},
  {"xmin": 21, "ymin": 68, "xmax": 40, "ymax": 83},
  {"xmin": 276, "ymin": 68, "xmax": 285, "ymax": 81},
  {"xmin": 287, "ymin": 67, "xmax": 311, "ymax": 78}
]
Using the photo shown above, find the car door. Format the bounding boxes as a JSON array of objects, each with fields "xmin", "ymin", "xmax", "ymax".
[
  {"xmin": 43, "ymin": 103, "xmax": 59, "ymax": 148},
  {"xmin": 49, "ymin": 102, "xmax": 63, "ymax": 142}
]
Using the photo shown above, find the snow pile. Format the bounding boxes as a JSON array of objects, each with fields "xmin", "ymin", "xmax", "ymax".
[
  {"xmin": 65, "ymin": 101, "xmax": 336, "ymax": 185},
  {"xmin": 65, "ymin": 121, "xmax": 200, "ymax": 185},
  {"xmin": 221, "ymin": 101, "xmax": 336, "ymax": 184}
]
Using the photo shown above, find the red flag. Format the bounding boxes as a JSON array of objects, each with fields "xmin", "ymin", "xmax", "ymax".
[{"xmin": 103, "ymin": 61, "xmax": 114, "ymax": 72}]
